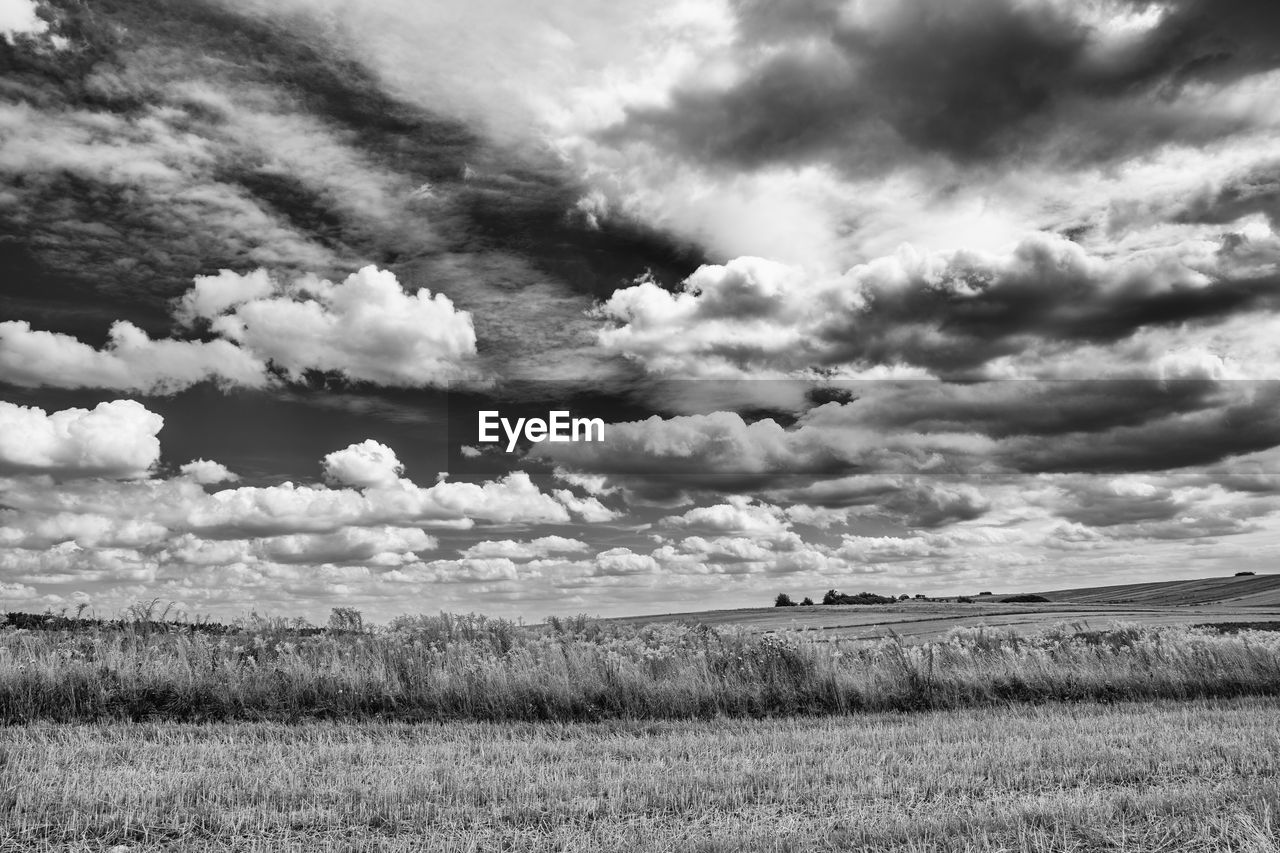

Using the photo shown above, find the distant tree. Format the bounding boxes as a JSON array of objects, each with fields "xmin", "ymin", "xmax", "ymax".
[
  {"xmin": 978, "ymin": 591, "xmax": 993, "ymax": 596},
  {"xmin": 328, "ymin": 607, "xmax": 364, "ymax": 633},
  {"xmin": 774, "ymin": 593, "xmax": 797, "ymax": 607},
  {"xmin": 913, "ymin": 594, "xmax": 928, "ymax": 600},
  {"xmin": 898, "ymin": 594, "xmax": 910, "ymax": 601},
  {"xmin": 1236, "ymin": 571, "xmax": 1256, "ymax": 577},
  {"xmin": 1000, "ymin": 594, "xmax": 1050, "ymax": 603},
  {"xmin": 823, "ymin": 590, "xmax": 896, "ymax": 605},
  {"xmin": 956, "ymin": 596, "xmax": 975, "ymax": 603},
  {"xmin": 800, "ymin": 597, "xmax": 814, "ymax": 606}
]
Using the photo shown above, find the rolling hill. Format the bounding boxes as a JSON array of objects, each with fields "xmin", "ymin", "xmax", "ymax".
[
  {"xmin": 602, "ymin": 573, "xmax": 1280, "ymax": 642},
  {"xmin": 1031, "ymin": 572, "xmax": 1280, "ymax": 606}
]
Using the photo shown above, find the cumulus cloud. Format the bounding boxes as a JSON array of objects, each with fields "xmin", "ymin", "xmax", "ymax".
[
  {"xmin": 183, "ymin": 470, "xmax": 574, "ymax": 536},
  {"xmin": 551, "ymin": 468, "xmax": 619, "ymax": 496},
  {"xmin": 0, "ymin": 511, "xmax": 167, "ymax": 550},
  {"xmin": 0, "ymin": 455, "xmax": 579, "ymax": 547},
  {"xmin": 0, "ymin": 320, "xmax": 268, "ymax": 393},
  {"xmin": 592, "ymin": 547, "xmax": 659, "ymax": 576},
  {"xmin": 551, "ymin": 489, "xmax": 620, "ymax": 523},
  {"xmin": 179, "ymin": 459, "xmax": 240, "ymax": 485},
  {"xmin": 460, "ymin": 536, "xmax": 590, "ymax": 560},
  {"xmin": 189, "ymin": 266, "xmax": 478, "ymax": 387},
  {"xmin": 164, "ymin": 526, "xmax": 437, "ymax": 567},
  {"xmin": 0, "ymin": 0, "xmax": 46, "ymax": 39},
  {"xmin": 595, "ymin": 231, "xmax": 1280, "ymax": 380},
  {"xmin": 174, "ymin": 269, "xmax": 276, "ymax": 326},
  {"xmin": 323, "ymin": 440, "xmax": 405, "ymax": 489},
  {"xmin": 3, "ymin": 265, "xmax": 479, "ymax": 393},
  {"xmin": 0, "ymin": 400, "xmax": 162, "ymax": 479},
  {"xmin": 661, "ymin": 497, "xmax": 792, "ymax": 538}
]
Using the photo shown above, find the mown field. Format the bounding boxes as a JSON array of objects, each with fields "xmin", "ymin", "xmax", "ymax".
[{"xmin": 3, "ymin": 697, "xmax": 1279, "ymax": 852}]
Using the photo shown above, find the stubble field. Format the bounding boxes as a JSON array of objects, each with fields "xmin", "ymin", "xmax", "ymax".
[{"xmin": 3, "ymin": 697, "xmax": 1279, "ymax": 852}]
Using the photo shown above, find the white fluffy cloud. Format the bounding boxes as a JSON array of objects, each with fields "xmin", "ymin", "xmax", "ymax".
[
  {"xmin": 0, "ymin": 0, "xmax": 46, "ymax": 39},
  {"xmin": 174, "ymin": 268, "xmax": 275, "ymax": 325},
  {"xmin": 195, "ymin": 266, "xmax": 478, "ymax": 387},
  {"xmin": 461, "ymin": 536, "xmax": 590, "ymax": 561},
  {"xmin": 592, "ymin": 547, "xmax": 659, "ymax": 576},
  {"xmin": 0, "ymin": 320, "xmax": 268, "ymax": 393},
  {"xmin": 0, "ymin": 400, "xmax": 162, "ymax": 479},
  {"xmin": 323, "ymin": 440, "xmax": 405, "ymax": 489},
  {"xmin": 661, "ymin": 497, "xmax": 792, "ymax": 537},
  {"xmin": 551, "ymin": 489, "xmax": 619, "ymax": 523},
  {"xmin": 0, "ymin": 511, "xmax": 167, "ymax": 550},
  {"xmin": 179, "ymin": 459, "xmax": 240, "ymax": 485},
  {"xmin": 163, "ymin": 526, "xmax": 437, "ymax": 567},
  {"xmin": 3, "ymin": 265, "xmax": 478, "ymax": 394}
]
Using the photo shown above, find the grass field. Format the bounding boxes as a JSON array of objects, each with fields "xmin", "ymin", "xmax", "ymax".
[
  {"xmin": 6, "ymin": 614, "xmax": 1280, "ymax": 723},
  {"xmin": 6, "ymin": 580, "xmax": 1280, "ymax": 851},
  {"xmin": 3, "ymin": 697, "xmax": 1279, "ymax": 852}
]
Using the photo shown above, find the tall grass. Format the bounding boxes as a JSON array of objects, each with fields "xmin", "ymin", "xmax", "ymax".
[{"xmin": 3, "ymin": 615, "xmax": 1280, "ymax": 723}]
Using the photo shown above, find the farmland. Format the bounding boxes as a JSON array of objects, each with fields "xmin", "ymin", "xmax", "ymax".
[
  {"xmin": 606, "ymin": 572, "xmax": 1280, "ymax": 642},
  {"xmin": 4, "ymin": 697, "xmax": 1279, "ymax": 852},
  {"xmin": 5, "ymin": 575, "xmax": 1280, "ymax": 851}
]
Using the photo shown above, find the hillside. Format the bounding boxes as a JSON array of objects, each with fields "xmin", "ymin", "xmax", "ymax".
[
  {"xmin": 602, "ymin": 573, "xmax": 1280, "ymax": 642},
  {"xmin": 1033, "ymin": 572, "xmax": 1280, "ymax": 606}
]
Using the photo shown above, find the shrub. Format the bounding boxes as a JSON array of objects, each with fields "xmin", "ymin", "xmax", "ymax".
[
  {"xmin": 800, "ymin": 597, "xmax": 814, "ymax": 606},
  {"xmin": 823, "ymin": 590, "xmax": 896, "ymax": 605},
  {"xmin": 956, "ymin": 596, "xmax": 975, "ymax": 603},
  {"xmin": 327, "ymin": 607, "xmax": 364, "ymax": 634},
  {"xmin": 774, "ymin": 593, "xmax": 797, "ymax": 607},
  {"xmin": 1000, "ymin": 594, "xmax": 1050, "ymax": 603}
]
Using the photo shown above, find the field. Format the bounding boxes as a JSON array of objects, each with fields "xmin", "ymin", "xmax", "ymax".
[
  {"xmin": 605, "ymin": 600, "xmax": 1280, "ymax": 643},
  {"xmin": 606, "ymin": 573, "xmax": 1280, "ymax": 642},
  {"xmin": 4, "ymin": 697, "xmax": 1279, "ymax": 852},
  {"xmin": 5, "ymin": 576, "xmax": 1280, "ymax": 851}
]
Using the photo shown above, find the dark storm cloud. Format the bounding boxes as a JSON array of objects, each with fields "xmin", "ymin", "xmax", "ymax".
[
  {"xmin": 778, "ymin": 477, "xmax": 990, "ymax": 527},
  {"xmin": 997, "ymin": 384, "xmax": 1280, "ymax": 474},
  {"xmin": 596, "ymin": 233, "xmax": 1280, "ymax": 379},
  {"xmin": 837, "ymin": 380, "xmax": 1223, "ymax": 439},
  {"xmin": 1103, "ymin": 159, "xmax": 1280, "ymax": 242},
  {"xmin": 0, "ymin": 0, "xmax": 702, "ymax": 343},
  {"xmin": 1174, "ymin": 160, "xmax": 1280, "ymax": 228},
  {"xmin": 606, "ymin": 0, "xmax": 1280, "ymax": 172},
  {"xmin": 534, "ymin": 381, "xmax": 1280, "ymax": 516}
]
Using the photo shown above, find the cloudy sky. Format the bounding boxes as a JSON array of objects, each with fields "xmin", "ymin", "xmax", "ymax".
[{"xmin": 1, "ymin": 0, "xmax": 1279, "ymax": 623}]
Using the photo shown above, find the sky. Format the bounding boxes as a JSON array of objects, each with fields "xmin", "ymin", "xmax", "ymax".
[{"xmin": 1, "ymin": 0, "xmax": 1279, "ymax": 624}]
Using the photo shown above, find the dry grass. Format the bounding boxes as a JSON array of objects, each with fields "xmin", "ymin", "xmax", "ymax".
[
  {"xmin": 4, "ymin": 617, "xmax": 1280, "ymax": 723},
  {"xmin": 2, "ymin": 697, "xmax": 1279, "ymax": 851}
]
